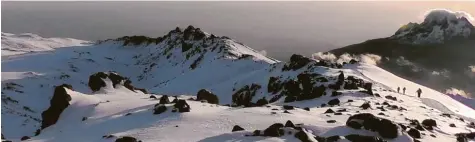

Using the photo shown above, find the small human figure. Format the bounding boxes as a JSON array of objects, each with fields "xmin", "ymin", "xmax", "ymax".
[
  {"xmin": 397, "ymin": 87, "xmax": 400, "ymax": 93},
  {"xmin": 417, "ymin": 88, "xmax": 422, "ymax": 98},
  {"xmin": 403, "ymin": 87, "xmax": 406, "ymax": 95}
]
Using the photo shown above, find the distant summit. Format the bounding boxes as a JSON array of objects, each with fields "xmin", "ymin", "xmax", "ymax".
[{"xmin": 391, "ymin": 9, "xmax": 474, "ymax": 44}]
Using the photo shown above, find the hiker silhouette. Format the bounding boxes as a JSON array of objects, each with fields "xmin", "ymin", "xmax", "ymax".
[{"xmin": 417, "ymin": 88, "xmax": 422, "ymax": 98}]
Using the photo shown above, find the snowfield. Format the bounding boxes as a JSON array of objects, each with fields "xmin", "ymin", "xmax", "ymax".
[{"xmin": 2, "ymin": 26, "xmax": 475, "ymax": 142}]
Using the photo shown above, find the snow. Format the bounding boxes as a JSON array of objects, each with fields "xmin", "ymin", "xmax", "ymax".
[
  {"xmin": 2, "ymin": 31, "xmax": 475, "ymax": 142},
  {"xmin": 1, "ymin": 32, "xmax": 89, "ymax": 56}
]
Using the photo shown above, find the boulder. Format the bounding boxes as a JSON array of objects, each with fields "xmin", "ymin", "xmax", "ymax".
[
  {"xmin": 263, "ymin": 123, "xmax": 285, "ymax": 137},
  {"xmin": 327, "ymin": 120, "xmax": 337, "ymax": 123},
  {"xmin": 20, "ymin": 136, "xmax": 30, "ymax": 141},
  {"xmin": 328, "ymin": 98, "xmax": 340, "ymax": 106},
  {"xmin": 174, "ymin": 100, "xmax": 190, "ymax": 112},
  {"xmin": 196, "ymin": 89, "xmax": 219, "ymax": 104},
  {"xmin": 345, "ymin": 134, "xmax": 386, "ymax": 142},
  {"xmin": 232, "ymin": 125, "xmax": 245, "ymax": 132},
  {"xmin": 346, "ymin": 113, "xmax": 399, "ymax": 139},
  {"xmin": 285, "ymin": 120, "xmax": 295, "ymax": 128},
  {"xmin": 159, "ymin": 95, "xmax": 170, "ymax": 104},
  {"xmin": 422, "ymin": 119, "xmax": 437, "ymax": 130},
  {"xmin": 324, "ymin": 109, "xmax": 335, "ymax": 114},
  {"xmin": 360, "ymin": 102, "xmax": 371, "ymax": 110},
  {"xmin": 283, "ymin": 105, "xmax": 295, "ymax": 110},
  {"xmin": 115, "ymin": 136, "xmax": 139, "ymax": 142},
  {"xmin": 255, "ymin": 97, "xmax": 268, "ymax": 106},
  {"xmin": 303, "ymin": 107, "xmax": 310, "ymax": 111},
  {"xmin": 408, "ymin": 128, "xmax": 421, "ymax": 139},
  {"xmin": 153, "ymin": 105, "xmax": 167, "ymax": 115},
  {"xmin": 149, "ymin": 95, "xmax": 157, "ymax": 99}
]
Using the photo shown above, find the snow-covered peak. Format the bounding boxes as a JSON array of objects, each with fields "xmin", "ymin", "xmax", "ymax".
[
  {"xmin": 1, "ymin": 32, "xmax": 89, "ymax": 56},
  {"xmin": 392, "ymin": 9, "xmax": 474, "ymax": 44}
]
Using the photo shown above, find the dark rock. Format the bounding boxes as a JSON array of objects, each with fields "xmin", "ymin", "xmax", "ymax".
[
  {"xmin": 41, "ymin": 84, "xmax": 73, "ymax": 129},
  {"xmin": 115, "ymin": 136, "xmax": 139, "ymax": 142},
  {"xmin": 283, "ymin": 110, "xmax": 291, "ymax": 114},
  {"xmin": 283, "ymin": 105, "xmax": 295, "ymax": 110},
  {"xmin": 149, "ymin": 95, "xmax": 157, "ymax": 99},
  {"xmin": 374, "ymin": 93, "xmax": 381, "ymax": 97},
  {"xmin": 408, "ymin": 128, "xmax": 421, "ymax": 138},
  {"xmin": 378, "ymin": 112, "xmax": 385, "ymax": 116},
  {"xmin": 345, "ymin": 134, "xmax": 387, "ymax": 142},
  {"xmin": 282, "ymin": 54, "xmax": 312, "ymax": 71},
  {"xmin": 303, "ymin": 107, "xmax": 310, "ymax": 111},
  {"xmin": 326, "ymin": 135, "xmax": 341, "ymax": 142},
  {"xmin": 103, "ymin": 134, "xmax": 115, "ymax": 139},
  {"xmin": 347, "ymin": 99, "xmax": 354, "ymax": 102},
  {"xmin": 327, "ymin": 120, "xmax": 337, "ymax": 123},
  {"xmin": 385, "ymin": 96, "xmax": 397, "ymax": 101},
  {"xmin": 324, "ymin": 109, "xmax": 335, "ymax": 114},
  {"xmin": 421, "ymin": 119, "xmax": 437, "ymax": 130},
  {"xmin": 232, "ymin": 125, "xmax": 245, "ymax": 132},
  {"xmin": 430, "ymin": 134, "xmax": 436, "ymax": 138},
  {"xmin": 360, "ymin": 102, "xmax": 371, "ymax": 110},
  {"xmin": 337, "ymin": 109, "xmax": 347, "ymax": 112},
  {"xmin": 263, "ymin": 123, "xmax": 285, "ymax": 137},
  {"xmin": 441, "ymin": 113, "xmax": 451, "ymax": 118},
  {"xmin": 284, "ymin": 96, "xmax": 297, "ymax": 103},
  {"xmin": 346, "ymin": 113, "xmax": 399, "ymax": 139},
  {"xmin": 20, "ymin": 136, "xmax": 30, "ymax": 141},
  {"xmin": 331, "ymin": 91, "xmax": 342, "ymax": 97},
  {"xmin": 449, "ymin": 123, "xmax": 456, "ymax": 127},
  {"xmin": 252, "ymin": 130, "xmax": 261, "ymax": 136},
  {"xmin": 328, "ymin": 99, "xmax": 340, "ymax": 106},
  {"xmin": 159, "ymin": 95, "xmax": 170, "ymax": 104},
  {"xmin": 409, "ymin": 120, "xmax": 425, "ymax": 131},
  {"xmin": 232, "ymin": 84, "xmax": 261, "ymax": 107},
  {"xmin": 196, "ymin": 89, "xmax": 219, "ymax": 104},
  {"xmin": 88, "ymin": 72, "xmax": 108, "ymax": 92},
  {"xmin": 294, "ymin": 130, "xmax": 313, "ymax": 142},
  {"xmin": 334, "ymin": 112, "xmax": 343, "ymax": 115},
  {"xmin": 285, "ymin": 120, "xmax": 296, "ymax": 128},
  {"xmin": 153, "ymin": 105, "xmax": 167, "ymax": 114},
  {"xmin": 82, "ymin": 117, "xmax": 87, "ymax": 121},
  {"xmin": 255, "ymin": 97, "xmax": 268, "ymax": 106},
  {"xmin": 173, "ymin": 100, "xmax": 190, "ymax": 112}
]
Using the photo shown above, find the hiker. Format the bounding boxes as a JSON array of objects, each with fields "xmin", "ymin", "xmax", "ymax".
[
  {"xmin": 397, "ymin": 87, "xmax": 400, "ymax": 93},
  {"xmin": 403, "ymin": 87, "xmax": 406, "ymax": 95},
  {"xmin": 417, "ymin": 88, "xmax": 422, "ymax": 98}
]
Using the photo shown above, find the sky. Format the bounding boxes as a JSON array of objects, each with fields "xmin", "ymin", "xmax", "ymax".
[{"xmin": 2, "ymin": 1, "xmax": 474, "ymax": 60}]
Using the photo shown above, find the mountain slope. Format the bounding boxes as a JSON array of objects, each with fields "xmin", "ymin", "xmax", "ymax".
[{"xmin": 2, "ymin": 26, "xmax": 475, "ymax": 142}]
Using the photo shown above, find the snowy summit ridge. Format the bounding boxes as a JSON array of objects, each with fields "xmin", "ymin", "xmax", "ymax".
[
  {"xmin": 2, "ymin": 25, "xmax": 475, "ymax": 142},
  {"xmin": 392, "ymin": 9, "xmax": 475, "ymax": 44}
]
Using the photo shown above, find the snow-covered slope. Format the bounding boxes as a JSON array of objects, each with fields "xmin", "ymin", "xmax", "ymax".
[
  {"xmin": 2, "ymin": 26, "xmax": 475, "ymax": 142},
  {"xmin": 391, "ymin": 9, "xmax": 474, "ymax": 44},
  {"xmin": 1, "ymin": 32, "xmax": 89, "ymax": 56}
]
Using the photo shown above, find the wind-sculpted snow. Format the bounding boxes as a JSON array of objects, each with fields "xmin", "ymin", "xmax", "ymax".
[{"xmin": 2, "ymin": 26, "xmax": 475, "ymax": 142}]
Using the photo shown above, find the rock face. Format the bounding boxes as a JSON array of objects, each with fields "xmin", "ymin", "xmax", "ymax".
[
  {"xmin": 196, "ymin": 89, "xmax": 219, "ymax": 104},
  {"xmin": 88, "ymin": 72, "xmax": 147, "ymax": 93},
  {"xmin": 346, "ymin": 113, "xmax": 399, "ymax": 139},
  {"xmin": 41, "ymin": 84, "xmax": 73, "ymax": 129}
]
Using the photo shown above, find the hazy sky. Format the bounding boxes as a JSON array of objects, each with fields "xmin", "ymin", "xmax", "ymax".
[{"xmin": 2, "ymin": 1, "xmax": 474, "ymax": 60}]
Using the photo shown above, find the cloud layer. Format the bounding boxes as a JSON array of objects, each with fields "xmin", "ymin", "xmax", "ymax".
[{"xmin": 311, "ymin": 52, "xmax": 381, "ymax": 65}]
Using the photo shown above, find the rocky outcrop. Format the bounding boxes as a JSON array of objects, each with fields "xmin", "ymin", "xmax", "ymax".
[
  {"xmin": 232, "ymin": 84, "xmax": 261, "ymax": 107},
  {"xmin": 88, "ymin": 72, "xmax": 147, "ymax": 93},
  {"xmin": 282, "ymin": 54, "xmax": 311, "ymax": 71},
  {"xmin": 41, "ymin": 84, "xmax": 73, "ymax": 129}
]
